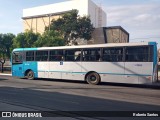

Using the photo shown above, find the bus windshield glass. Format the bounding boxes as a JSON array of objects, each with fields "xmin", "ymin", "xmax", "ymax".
[{"xmin": 12, "ymin": 52, "xmax": 23, "ymax": 64}]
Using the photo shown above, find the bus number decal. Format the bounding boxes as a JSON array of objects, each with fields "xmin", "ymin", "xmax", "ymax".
[{"xmin": 60, "ymin": 61, "xmax": 63, "ymax": 65}]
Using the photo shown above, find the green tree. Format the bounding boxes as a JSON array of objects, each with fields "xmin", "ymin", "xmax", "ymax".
[
  {"xmin": 77, "ymin": 16, "xmax": 94, "ymax": 40},
  {"xmin": 0, "ymin": 33, "xmax": 15, "ymax": 72},
  {"xmin": 13, "ymin": 30, "xmax": 40, "ymax": 48},
  {"xmin": 47, "ymin": 9, "xmax": 94, "ymax": 45},
  {"xmin": 34, "ymin": 30, "xmax": 64, "ymax": 47},
  {"xmin": 2, "ymin": 33, "xmax": 15, "ymax": 58}
]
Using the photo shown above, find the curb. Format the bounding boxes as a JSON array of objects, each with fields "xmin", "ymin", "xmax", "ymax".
[{"xmin": 0, "ymin": 74, "xmax": 12, "ymax": 76}]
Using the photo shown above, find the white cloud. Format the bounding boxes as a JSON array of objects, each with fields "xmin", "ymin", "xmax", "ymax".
[
  {"xmin": 104, "ymin": 3, "xmax": 160, "ymax": 39},
  {"xmin": 103, "ymin": 3, "xmax": 160, "ymax": 47},
  {"xmin": 134, "ymin": 14, "xmax": 151, "ymax": 21},
  {"xmin": 106, "ymin": 4, "xmax": 160, "ymax": 24}
]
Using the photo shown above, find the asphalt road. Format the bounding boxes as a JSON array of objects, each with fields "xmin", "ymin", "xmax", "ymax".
[{"xmin": 0, "ymin": 75, "xmax": 160, "ymax": 120}]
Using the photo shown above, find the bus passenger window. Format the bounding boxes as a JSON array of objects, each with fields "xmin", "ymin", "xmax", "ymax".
[
  {"xmin": 49, "ymin": 50, "xmax": 63, "ymax": 61},
  {"xmin": 82, "ymin": 49, "xmax": 100, "ymax": 62},
  {"xmin": 75, "ymin": 53, "xmax": 81, "ymax": 61},
  {"xmin": 26, "ymin": 51, "xmax": 34, "ymax": 61},
  {"xmin": 102, "ymin": 48, "xmax": 123, "ymax": 62},
  {"xmin": 65, "ymin": 49, "xmax": 81, "ymax": 61},
  {"xmin": 125, "ymin": 46, "xmax": 150, "ymax": 62},
  {"xmin": 36, "ymin": 51, "xmax": 48, "ymax": 61}
]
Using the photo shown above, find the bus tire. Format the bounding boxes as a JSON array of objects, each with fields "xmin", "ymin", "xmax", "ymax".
[
  {"xmin": 27, "ymin": 70, "xmax": 34, "ymax": 80},
  {"xmin": 86, "ymin": 72, "xmax": 101, "ymax": 85}
]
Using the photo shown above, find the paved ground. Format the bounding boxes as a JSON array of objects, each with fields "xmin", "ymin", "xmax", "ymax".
[{"xmin": 0, "ymin": 75, "xmax": 160, "ymax": 120}]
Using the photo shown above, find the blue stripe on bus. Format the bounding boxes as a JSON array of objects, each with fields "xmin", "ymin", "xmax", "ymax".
[
  {"xmin": 149, "ymin": 42, "xmax": 157, "ymax": 74},
  {"xmin": 13, "ymin": 48, "xmax": 37, "ymax": 52},
  {"xmin": 99, "ymin": 73, "xmax": 151, "ymax": 76},
  {"xmin": 38, "ymin": 70, "xmax": 151, "ymax": 76},
  {"xmin": 149, "ymin": 42, "xmax": 157, "ymax": 65}
]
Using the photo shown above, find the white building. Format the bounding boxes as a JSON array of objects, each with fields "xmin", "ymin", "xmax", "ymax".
[{"xmin": 22, "ymin": 0, "xmax": 106, "ymax": 33}]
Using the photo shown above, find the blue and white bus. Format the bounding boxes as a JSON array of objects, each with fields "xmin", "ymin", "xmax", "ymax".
[{"xmin": 12, "ymin": 42, "xmax": 158, "ymax": 85}]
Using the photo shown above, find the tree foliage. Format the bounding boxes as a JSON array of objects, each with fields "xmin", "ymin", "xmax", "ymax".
[
  {"xmin": 0, "ymin": 33, "xmax": 15, "ymax": 72},
  {"xmin": 34, "ymin": 30, "xmax": 64, "ymax": 47},
  {"xmin": 0, "ymin": 33, "xmax": 15, "ymax": 58},
  {"xmin": 47, "ymin": 9, "xmax": 94, "ymax": 45},
  {"xmin": 0, "ymin": 9, "xmax": 94, "ymax": 72},
  {"xmin": 13, "ymin": 30, "xmax": 40, "ymax": 48},
  {"xmin": 13, "ymin": 30, "xmax": 64, "ymax": 48}
]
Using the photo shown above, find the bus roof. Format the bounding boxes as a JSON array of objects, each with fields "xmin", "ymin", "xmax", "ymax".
[{"xmin": 13, "ymin": 42, "xmax": 157, "ymax": 52}]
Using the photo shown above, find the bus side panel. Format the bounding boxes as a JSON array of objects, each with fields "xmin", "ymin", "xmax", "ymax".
[
  {"xmin": 124, "ymin": 62, "xmax": 153, "ymax": 84},
  {"xmin": 138, "ymin": 63, "xmax": 153, "ymax": 83},
  {"xmin": 12, "ymin": 64, "xmax": 24, "ymax": 77},
  {"xmin": 38, "ymin": 62, "xmax": 84, "ymax": 80},
  {"xmin": 23, "ymin": 61, "xmax": 38, "ymax": 78},
  {"xmin": 61, "ymin": 62, "xmax": 84, "ymax": 80},
  {"xmin": 49, "ymin": 62, "xmax": 63, "ymax": 79},
  {"xmin": 38, "ymin": 62, "xmax": 49, "ymax": 78},
  {"xmin": 81, "ymin": 62, "xmax": 125, "ymax": 83}
]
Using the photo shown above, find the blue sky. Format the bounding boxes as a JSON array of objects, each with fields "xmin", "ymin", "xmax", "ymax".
[{"xmin": 0, "ymin": 0, "xmax": 160, "ymax": 48}]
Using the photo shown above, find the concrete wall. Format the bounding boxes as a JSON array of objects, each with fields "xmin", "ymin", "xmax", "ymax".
[
  {"xmin": 91, "ymin": 28, "xmax": 105, "ymax": 44},
  {"xmin": 23, "ymin": 1, "xmax": 74, "ymax": 18},
  {"xmin": 106, "ymin": 28, "xmax": 129, "ymax": 43},
  {"xmin": 88, "ymin": 0, "xmax": 106, "ymax": 27},
  {"xmin": 23, "ymin": 15, "xmax": 60, "ymax": 33},
  {"xmin": 90, "ymin": 26, "xmax": 129, "ymax": 45},
  {"xmin": 22, "ymin": 0, "xmax": 106, "ymax": 33}
]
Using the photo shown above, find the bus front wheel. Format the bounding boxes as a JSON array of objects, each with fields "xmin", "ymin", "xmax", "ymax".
[
  {"xmin": 86, "ymin": 72, "xmax": 101, "ymax": 85},
  {"xmin": 27, "ymin": 70, "xmax": 34, "ymax": 80}
]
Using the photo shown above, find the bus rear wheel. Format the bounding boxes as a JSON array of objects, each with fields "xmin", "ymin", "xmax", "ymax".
[
  {"xmin": 86, "ymin": 72, "xmax": 101, "ymax": 85},
  {"xmin": 27, "ymin": 70, "xmax": 34, "ymax": 80}
]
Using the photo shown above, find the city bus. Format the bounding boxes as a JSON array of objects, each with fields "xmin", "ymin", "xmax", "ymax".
[{"xmin": 12, "ymin": 42, "xmax": 158, "ymax": 85}]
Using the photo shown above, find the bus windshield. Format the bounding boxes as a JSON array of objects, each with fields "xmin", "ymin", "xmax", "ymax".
[{"xmin": 12, "ymin": 52, "xmax": 23, "ymax": 64}]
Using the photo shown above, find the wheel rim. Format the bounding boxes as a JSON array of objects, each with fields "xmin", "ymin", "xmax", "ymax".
[
  {"xmin": 86, "ymin": 72, "xmax": 100, "ymax": 85},
  {"xmin": 89, "ymin": 75, "xmax": 97, "ymax": 82},
  {"xmin": 28, "ymin": 71, "xmax": 33, "ymax": 79}
]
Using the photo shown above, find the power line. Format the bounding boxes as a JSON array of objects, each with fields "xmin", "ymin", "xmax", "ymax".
[{"xmin": 130, "ymin": 37, "xmax": 160, "ymax": 40}]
